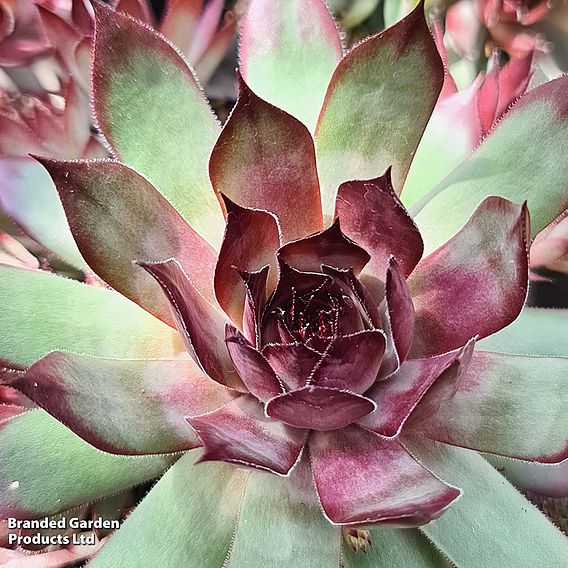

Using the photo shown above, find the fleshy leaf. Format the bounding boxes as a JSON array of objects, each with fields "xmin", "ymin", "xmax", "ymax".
[
  {"xmin": 309, "ymin": 425, "xmax": 460, "ymax": 526},
  {"xmin": 278, "ymin": 219, "xmax": 370, "ymax": 275},
  {"xmin": 239, "ymin": 0, "xmax": 342, "ymax": 131},
  {"xmin": 361, "ymin": 347, "xmax": 464, "ymax": 438},
  {"xmin": 38, "ymin": 158, "xmax": 218, "ymax": 324},
  {"xmin": 227, "ymin": 459, "xmax": 340, "ymax": 566},
  {"xmin": 414, "ymin": 75, "xmax": 568, "ymax": 254},
  {"xmin": 160, "ymin": 0, "xmax": 202, "ymax": 55},
  {"xmin": 266, "ymin": 386, "xmax": 376, "ymax": 431},
  {"xmin": 409, "ymin": 351, "xmax": 568, "ymax": 463},
  {"xmin": 215, "ymin": 198, "xmax": 280, "ymax": 327},
  {"xmin": 92, "ymin": 2, "xmax": 224, "ymax": 247},
  {"xmin": 0, "ymin": 265, "xmax": 183, "ymax": 367},
  {"xmin": 0, "ymin": 410, "xmax": 177, "ymax": 519},
  {"xmin": 311, "ymin": 331, "xmax": 385, "ymax": 393},
  {"xmin": 225, "ymin": 326, "xmax": 283, "ymax": 402},
  {"xmin": 409, "ymin": 197, "xmax": 528, "ymax": 357},
  {"xmin": 140, "ymin": 259, "xmax": 244, "ymax": 391},
  {"xmin": 342, "ymin": 527, "xmax": 449, "ymax": 567},
  {"xmin": 335, "ymin": 171, "xmax": 424, "ymax": 289},
  {"xmin": 89, "ymin": 450, "xmax": 248, "ymax": 567},
  {"xmin": 0, "ymin": 157, "xmax": 86, "ymax": 269},
  {"xmin": 187, "ymin": 396, "xmax": 307, "ymax": 475},
  {"xmin": 209, "ymin": 74, "xmax": 323, "ymax": 243},
  {"xmin": 12, "ymin": 353, "xmax": 233, "ymax": 455},
  {"xmin": 404, "ymin": 438, "xmax": 568, "ymax": 566},
  {"xmin": 241, "ymin": 267, "xmax": 270, "ymax": 346},
  {"xmin": 477, "ymin": 307, "xmax": 568, "ymax": 357},
  {"xmin": 262, "ymin": 342, "xmax": 322, "ymax": 391},
  {"xmin": 316, "ymin": 2, "xmax": 444, "ymax": 218}
]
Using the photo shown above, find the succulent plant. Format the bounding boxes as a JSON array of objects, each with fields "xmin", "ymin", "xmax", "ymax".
[{"xmin": 2, "ymin": 0, "xmax": 568, "ymax": 566}]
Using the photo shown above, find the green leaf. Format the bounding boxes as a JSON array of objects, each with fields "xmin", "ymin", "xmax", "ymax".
[
  {"xmin": 240, "ymin": 0, "xmax": 343, "ymax": 132},
  {"xmin": 403, "ymin": 438, "xmax": 568, "ymax": 566},
  {"xmin": 0, "ymin": 410, "xmax": 177, "ymax": 518},
  {"xmin": 342, "ymin": 528, "xmax": 450, "ymax": 567},
  {"xmin": 413, "ymin": 76, "xmax": 568, "ymax": 254},
  {"xmin": 315, "ymin": 2, "xmax": 443, "ymax": 218},
  {"xmin": 0, "ymin": 265, "xmax": 183, "ymax": 367},
  {"xmin": 227, "ymin": 461, "xmax": 340, "ymax": 567},
  {"xmin": 477, "ymin": 307, "xmax": 568, "ymax": 357},
  {"xmin": 92, "ymin": 4, "xmax": 224, "ymax": 248},
  {"xmin": 90, "ymin": 451, "xmax": 248, "ymax": 567},
  {"xmin": 410, "ymin": 351, "xmax": 568, "ymax": 462},
  {"xmin": 0, "ymin": 157, "xmax": 86, "ymax": 269}
]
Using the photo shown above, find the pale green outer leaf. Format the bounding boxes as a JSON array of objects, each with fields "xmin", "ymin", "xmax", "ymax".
[
  {"xmin": 0, "ymin": 410, "xmax": 177, "ymax": 518},
  {"xmin": 0, "ymin": 157, "xmax": 86, "ymax": 269},
  {"xmin": 227, "ymin": 461, "xmax": 340, "ymax": 567},
  {"xmin": 402, "ymin": 82, "xmax": 479, "ymax": 208},
  {"xmin": 93, "ymin": 6, "xmax": 224, "ymax": 248},
  {"xmin": 240, "ymin": 0, "xmax": 343, "ymax": 132},
  {"xmin": 477, "ymin": 307, "xmax": 568, "ymax": 357},
  {"xmin": 315, "ymin": 6, "xmax": 443, "ymax": 219},
  {"xmin": 90, "ymin": 450, "xmax": 248, "ymax": 568},
  {"xmin": 416, "ymin": 351, "xmax": 568, "ymax": 461},
  {"xmin": 413, "ymin": 90, "xmax": 568, "ymax": 254},
  {"xmin": 0, "ymin": 265, "xmax": 183, "ymax": 366},
  {"xmin": 342, "ymin": 527, "xmax": 450, "ymax": 567},
  {"xmin": 403, "ymin": 438, "xmax": 568, "ymax": 566},
  {"xmin": 383, "ymin": 0, "xmax": 416, "ymax": 27}
]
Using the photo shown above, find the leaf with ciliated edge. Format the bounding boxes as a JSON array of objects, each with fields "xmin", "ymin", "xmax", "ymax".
[
  {"xmin": 11, "ymin": 352, "xmax": 234, "ymax": 455},
  {"xmin": 37, "ymin": 157, "xmax": 219, "ymax": 325},
  {"xmin": 0, "ymin": 410, "xmax": 177, "ymax": 519},
  {"xmin": 408, "ymin": 350, "xmax": 568, "ymax": 463},
  {"xmin": 408, "ymin": 197, "xmax": 528, "ymax": 358},
  {"xmin": 413, "ymin": 75, "xmax": 568, "ymax": 255},
  {"xmin": 209, "ymin": 75, "xmax": 323, "ymax": 243},
  {"xmin": 0, "ymin": 265, "xmax": 183, "ymax": 368},
  {"xmin": 342, "ymin": 527, "xmax": 450, "ymax": 567},
  {"xmin": 0, "ymin": 157, "xmax": 86, "ymax": 269},
  {"xmin": 92, "ymin": 3, "xmax": 224, "ymax": 248},
  {"xmin": 226, "ymin": 459, "xmax": 341, "ymax": 567},
  {"xmin": 239, "ymin": 0, "xmax": 342, "ymax": 132},
  {"xmin": 315, "ymin": 1, "xmax": 443, "ymax": 219},
  {"xmin": 403, "ymin": 438, "xmax": 568, "ymax": 566},
  {"xmin": 89, "ymin": 450, "xmax": 248, "ymax": 568}
]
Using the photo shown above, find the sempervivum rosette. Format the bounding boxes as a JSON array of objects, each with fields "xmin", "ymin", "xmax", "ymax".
[{"xmin": 1, "ymin": 1, "xmax": 568, "ymax": 566}]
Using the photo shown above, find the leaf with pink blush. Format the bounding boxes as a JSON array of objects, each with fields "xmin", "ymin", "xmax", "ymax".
[
  {"xmin": 186, "ymin": 0, "xmax": 223, "ymax": 64},
  {"xmin": 414, "ymin": 75, "xmax": 568, "ymax": 254},
  {"xmin": 38, "ymin": 158, "xmax": 218, "ymax": 326},
  {"xmin": 311, "ymin": 331, "xmax": 385, "ymax": 394},
  {"xmin": 114, "ymin": 0, "xmax": 155, "ymax": 25},
  {"xmin": 215, "ymin": 197, "xmax": 280, "ymax": 328},
  {"xmin": 92, "ymin": 2, "xmax": 224, "ymax": 248},
  {"xmin": 225, "ymin": 325, "xmax": 284, "ymax": 402},
  {"xmin": 140, "ymin": 258, "xmax": 245, "ymax": 391},
  {"xmin": 187, "ymin": 396, "xmax": 307, "ymax": 475},
  {"xmin": 402, "ymin": 77, "xmax": 482, "ymax": 208},
  {"xmin": 362, "ymin": 339, "xmax": 475, "ymax": 438},
  {"xmin": 408, "ymin": 350, "xmax": 568, "ymax": 463},
  {"xmin": 309, "ymin": 425, "xmax": 460, "ymax": 526},
  {"xmin": 266, "ymin": 386, "xmax": 376, "ymax": 431},
  {"xmin": 262, "ymin": 342, "xmax": 322, "ymax": 391},
  {"xmin": 409, "ymin": 196, "xmax": 529, "ymax": 358},
  {"xmin": 380, "ymin": 257, "xmax": 415, "ymax": 375},
  {"xmin": 335, "ymin": 171, "xmax": 423, "ymax": 293},
  {"xmin": 11, "ymin": 352, "xmax": 234, "ymax": 455},
  {"xmin": 209, "ymin": 74, "xmax": 323, "ymax": 243},
  {"xmin": 316, "ymin": 2, "xmax": 444, "ymax": 218},
  {"xmin": 240, "ymin": 0, "xmax": 342, "ymax": 132},
  {"xmin": 160, "ymin": 0, "xmax": 202, "ymax": 55},
  {"xmin": 241, "ymin": 266, "xmax": 270, "ymax": 346},
  {"xmin": 278, "ymin": 220, "xmax": 370, "ymax": 275}
]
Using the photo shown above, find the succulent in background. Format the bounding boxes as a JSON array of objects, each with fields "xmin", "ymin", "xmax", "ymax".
[{"xmin": 1, "ymin": 0, "xmax": 568, "ymax": 566}]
